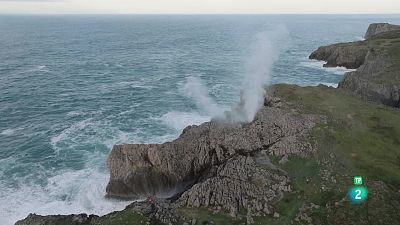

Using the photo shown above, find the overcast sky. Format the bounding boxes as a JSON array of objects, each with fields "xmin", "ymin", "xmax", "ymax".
[{"xmin": 0, "ymin": 0, "xmax": 399, "ymax": 14}]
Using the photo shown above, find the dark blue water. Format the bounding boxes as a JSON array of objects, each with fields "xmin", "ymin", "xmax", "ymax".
[{"xmin": 1, "ymin": 15, "xmax": 400, "ymax": 225}]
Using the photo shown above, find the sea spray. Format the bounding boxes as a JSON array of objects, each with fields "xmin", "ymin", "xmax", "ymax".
[
  {"xmin": 236, "ymin": 32, "xmax": 276, "ymax": 122},
  {"xmin": 181, "ymin": 76, "xmax": 226, "ymax": 117},
  {"xmin": 182, "ymin": 29, "xmax": 287, "ymax": 123}
]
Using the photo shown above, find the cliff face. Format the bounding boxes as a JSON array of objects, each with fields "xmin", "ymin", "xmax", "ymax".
[
  {"xmin": 338, "ymin": 49, "xmax": 400, "ymax": 107},
  {"xmin": 309, "ymin": 41, "xmax": 368, "ymax": 69},
  {"xmin": 106, "ymin": 96, "xmax": 316, "ymax": 217},
  {"xmin": 310, "ymin": 25, "xmax": 400, "ymax": 108},
  {"xmin": 364, "ymin": 23, "xmax": 400, "ymax": 39}
]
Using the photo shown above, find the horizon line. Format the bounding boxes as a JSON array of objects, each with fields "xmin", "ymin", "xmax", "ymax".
[{"xmin": 1, "ymin": 12, "xmax": 400, "ymax": 15}]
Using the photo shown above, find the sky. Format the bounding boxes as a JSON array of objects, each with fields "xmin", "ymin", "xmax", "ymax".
[{"xmin": 0, "ymin": 0, "xmax": 399, "ymax": 14}]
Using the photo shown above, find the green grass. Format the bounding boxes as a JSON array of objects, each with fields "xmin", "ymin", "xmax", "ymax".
[
  {"xmin": 91, "ymin": 210, "xmax": 150, "ymax": 225},
  {"xmin": 273, "ymin": 84, "xmax": 400, "ymax": 187},
  {"xmin": 177, "ymin": 207, "xmax": 246, "ymax": 225},
  {"xmin": 263, "ymin": 84, "xmax": 400, "ymax": 224}
]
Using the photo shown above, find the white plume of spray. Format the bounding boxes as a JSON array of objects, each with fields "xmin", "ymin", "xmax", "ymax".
[
  {"xmin": 182, "ymin": 28, "xmax": 288, "ymax": 124},
  {"xmin": 181, "ymin": 76, "xmax": 226, "ymax": 117},
  {"xmin": 234, "ymin": 32, "xmax": 278, "ymax": 122}
]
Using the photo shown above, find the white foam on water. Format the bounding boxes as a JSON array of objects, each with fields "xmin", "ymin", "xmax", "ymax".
[
  {"xmin": 0, "ymin": 168, "xmax": 131, "ymax": 225},
  {"xmin": 1, "ymin": 128, "xmax": 19, "ymax": 136},
  {"xmin": 0, "ymin": 109, "xmax": 194, "ymax": 225},
  {"xmin": 50, "ymin": 119, "xmax": 94, "ymax": 151},
  {"xmin": 356, "ymin": 36, "xmax": 365, "ymax": 41},
  {"xmin": 36, "ymin": 65, "xmax": 47, "ymax": 70},
  {"xmin": 300, "ymin": 60, "xmax": 356, "ymax": 75},
  {"xmin": 157, "ymin": 111, "xmax": 210, "ymax": 131},
  {"xmin": 66, "ymin": 110, "xmax": 103, "ymax": 117}
]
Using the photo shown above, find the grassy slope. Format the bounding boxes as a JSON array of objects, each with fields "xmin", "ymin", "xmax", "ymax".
[
  {"xmin": 275, "ymin": 84, "xmax": 400, "ymax": 186},
  {"xmin": 177, "ymin": 84, "xmax": 400, "ymax": 225},
  {"xmin": 90, "ymin": 210, "xmax": 150, "ymax": 225}
]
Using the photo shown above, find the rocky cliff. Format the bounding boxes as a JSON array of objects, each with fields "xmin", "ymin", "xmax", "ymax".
[
  {"xmin": 106, "ymin": 95, "xmax": 316, "ymax": 217},
  {"xmin": 364, "ymin": 23, "xmax": 400, "ymax": 39},
  {"xmin": 310, "ymin": 25, "xmax": 400, "ymax": 108},
  {"xmin": 309, "ymin": 41, "xmax": 368, "ymax": 69}
]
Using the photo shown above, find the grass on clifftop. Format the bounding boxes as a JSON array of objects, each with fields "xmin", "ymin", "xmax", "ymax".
[{"xmin": 273, "ymin": 84, "xmax": 400, "ymax": 187}]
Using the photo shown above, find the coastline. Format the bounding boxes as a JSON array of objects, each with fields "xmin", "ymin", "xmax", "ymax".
[{"xmin": 15, "ymin": 23, "xmax": 400, "ymax": 225}]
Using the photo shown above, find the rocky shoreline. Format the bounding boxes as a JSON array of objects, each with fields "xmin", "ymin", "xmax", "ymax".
[
  {"xmin": 310, "ymin": 23, "xmax": 400, "ymax": 107},
  {"xmin": 16, "ymin": 23, "xmax": 400, "ymax": 225}
]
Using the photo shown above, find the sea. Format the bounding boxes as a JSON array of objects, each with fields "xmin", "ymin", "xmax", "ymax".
[{"xmin": 1, "ymin": 14, "xmax": 400, "ymax": 225}]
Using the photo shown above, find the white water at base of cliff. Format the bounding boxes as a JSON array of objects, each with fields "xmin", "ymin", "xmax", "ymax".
[
  {"xmin": 0, "ymin": 169, "xmax": 130, "ymax": 225},
  {"xmin": 300, "ymin": 59, "xmax": 356, "ymax": 75}
]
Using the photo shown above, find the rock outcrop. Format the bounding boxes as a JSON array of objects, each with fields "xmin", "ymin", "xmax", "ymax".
[
  {"xmin": 106, "ymin": 95, "xmax": 316, "ymax": 217},
  {"xmin": 309, "ymin": 41, "xmax": 368, "ymax": 69},
  {"xmin": 310, "ymin": 24, "xmax": 400, "ymax": 108},
  {"xmin": 364, "ymin": 23, "xmax": 400, "ymax": 39},
  {"xmin": 176, "ymin": 155, "xmax": 291, "ymax": 218}
]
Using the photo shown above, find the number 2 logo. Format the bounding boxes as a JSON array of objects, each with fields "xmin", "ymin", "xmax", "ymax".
[{"xmin": 355, "ymin": 189, "xmax": 362, "ymax": 199}]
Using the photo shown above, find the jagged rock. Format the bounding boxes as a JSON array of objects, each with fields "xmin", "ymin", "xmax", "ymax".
[
  {"xmin": 127, "ymin": 199, "xmax": 181, "ymax": 225},
  {"xmin": 264, "ymin": 96, "xmax": 282, "ymax": 107},
  {"xmin": 106, "ymin": 100, "xmax": 316, "ymax": 199},
  {"xmin": 309, "ymin": 41, "xmax": 368, "ymax": 69},
  {"xmin": 176, "ymin": 155, "xmax": 290, "ymax": 217},
  {"xmin": 364, "ymin": 23, "xmax": 400, "ymax": 39}
]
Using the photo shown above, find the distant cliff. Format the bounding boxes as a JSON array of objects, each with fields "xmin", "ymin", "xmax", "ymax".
[
  {"xmin": 364, "ymin": 23, "xmax": 400, "ymax": 39},
  {"xmin": 310, "ymin": 24, "xmax": 400, "ymax": 107}
]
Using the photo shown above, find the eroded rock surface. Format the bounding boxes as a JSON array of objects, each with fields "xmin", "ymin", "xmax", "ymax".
[
  {"xmin": 176, "ymin": 155, "xmax": 291, "ymax": 218},
  {"xmin": 103, "ymin": 95, "xmax": 317, "ymax": 222},
  {"xmin": 106, "ymin": 98, "xmax": 315, "ymax": 200}
]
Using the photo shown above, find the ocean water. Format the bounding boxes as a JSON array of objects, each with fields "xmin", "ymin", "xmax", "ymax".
[{"xmin": 1, "ymin": 14, "xmax": 400, "ymax": 225}]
